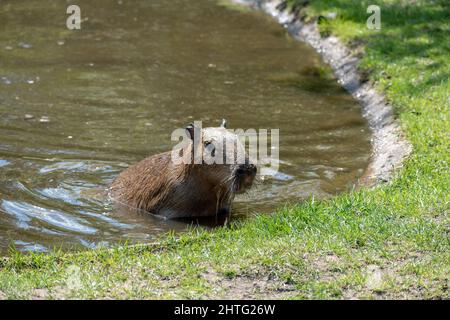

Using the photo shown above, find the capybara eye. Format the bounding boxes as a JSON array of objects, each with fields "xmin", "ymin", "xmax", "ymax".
[{"xmin": 204, "ymin": 141, "xmax": 215, "ymax": 157}]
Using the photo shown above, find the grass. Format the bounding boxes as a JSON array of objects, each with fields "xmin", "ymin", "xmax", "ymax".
[{"xmin": 0, "ymin": 0, "xmax": 449, "ymax": 299}]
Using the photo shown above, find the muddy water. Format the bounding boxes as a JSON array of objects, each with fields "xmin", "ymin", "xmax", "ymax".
[{"xmin": 0, "ymin": 0, "xmax": 371, "ymax": 252}]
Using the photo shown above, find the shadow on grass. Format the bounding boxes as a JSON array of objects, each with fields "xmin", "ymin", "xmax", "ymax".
[{"xmin": 289, "ymin": 0, "xmax": 449, "ymax": 99}]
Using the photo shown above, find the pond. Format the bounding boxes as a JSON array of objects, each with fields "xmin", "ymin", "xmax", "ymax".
[{"xmin": 0, "ymin": 0, "xmax": 371, "ymax": 252}]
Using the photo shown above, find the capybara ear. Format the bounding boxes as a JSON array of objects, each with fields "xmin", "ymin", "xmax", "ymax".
[
  {"xmin": 185, "ymin": 123, "xmax": 195, "ymax": 140},
  {"xmin": 220, "ymin": 119, "xmax": 227, "ymax": 128}
]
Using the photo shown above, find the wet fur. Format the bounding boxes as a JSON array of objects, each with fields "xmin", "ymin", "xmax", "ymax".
[{"xmin": 110, "ymin": 144, "xmax": 237, "ymax": 218}]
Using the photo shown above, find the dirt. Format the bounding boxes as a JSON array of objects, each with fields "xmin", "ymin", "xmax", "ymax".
[
  {"xmin": 202, "ymin": 269, "xmax": 296, "ymax": 299},
  {"xmin": 235, "ymin": 0, "xmax": 412, "ymax": 186}
]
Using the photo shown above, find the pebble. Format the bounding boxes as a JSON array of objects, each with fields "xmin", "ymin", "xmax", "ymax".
[
  {"xmin": 18, "ymin": 42, "xmax": 33, "ymax": 49},
  {"xmin": 39, "ymin": 116, "xmax": 50, "ymax": 123},
  {"xmin": 57, "ymin": 40, "xmax": 65, "ymax": 46},
  {"xmin": 24, "ymin": 114, "xmax": 35, "ymax": 120},
  {"xmin": 1, "ymin": 77, "xmax": 11, "ymax": 85}
]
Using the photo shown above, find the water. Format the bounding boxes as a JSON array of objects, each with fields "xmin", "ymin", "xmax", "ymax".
[{"xmin": 0, "ymin": 0, "xmax": 371, "ymax": 252}]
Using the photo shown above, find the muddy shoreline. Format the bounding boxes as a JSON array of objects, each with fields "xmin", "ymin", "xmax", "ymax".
[{"xmin": 236, "ymin": 0, "xmax": 411, "ymax": 185}]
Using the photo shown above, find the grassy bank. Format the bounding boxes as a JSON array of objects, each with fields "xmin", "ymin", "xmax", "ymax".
[{"xmin": 0, "ymin": 0, "xmax": 448, "ymax": 299}]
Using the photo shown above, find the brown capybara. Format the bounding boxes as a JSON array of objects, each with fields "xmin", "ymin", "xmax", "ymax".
[{"xmin": 110, "ymin": 120, "xmax": 256, "ymax": 218}]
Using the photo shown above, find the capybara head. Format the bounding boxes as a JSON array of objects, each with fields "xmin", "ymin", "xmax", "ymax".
[
  {"xmin": 111, "ymin": 119, "xmax": 258, "ymax": 218},
  {"xmin": 184, "ymin": 119, "xmax": 257, "ymax": 194}
]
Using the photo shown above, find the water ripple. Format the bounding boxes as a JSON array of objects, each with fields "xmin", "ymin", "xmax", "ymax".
[{"xmin": 1, "ymin": 200, "xmax": 98, "ymax": 235}]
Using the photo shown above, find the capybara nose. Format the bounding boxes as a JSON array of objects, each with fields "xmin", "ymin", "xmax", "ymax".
[{"xmin": 237, "ymin": 164, "xmax": 257, "ymax": 176}]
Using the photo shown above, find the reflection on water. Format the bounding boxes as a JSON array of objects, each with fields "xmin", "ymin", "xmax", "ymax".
[{"xmin": 0, "ymin": 0, "xmax": 371, "ymax": 252}]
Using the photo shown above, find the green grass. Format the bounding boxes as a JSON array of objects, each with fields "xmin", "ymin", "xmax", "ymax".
[{"xmin": 0, "ymin": 0, "xmax": 448, "ymax": 299}]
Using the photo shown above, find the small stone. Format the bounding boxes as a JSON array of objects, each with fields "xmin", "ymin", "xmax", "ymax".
[
  {"xmin": 39, "ymin": 116, "xmax": 50, "ymax": 123},
  {"xmin": 24, "ymin": 114, "xmax": 34, "ymax": 120},
  {"xmin": 67, "ymin": 136, "xmax": 73, "ymax": 139},
  {"xmin": 57, "ymin": 40, "xmax": 65, "ymax": 46},
  {"xmin": 1, "ymin": 77, "xmax": 11, "ymax": 85},
  {"xmin": 27, "ymin": 79, "xmax": 35, "ymax": 84},
  {"xmin": 18, "ymin": 42, "xmax": 33, "ymax": 49}
]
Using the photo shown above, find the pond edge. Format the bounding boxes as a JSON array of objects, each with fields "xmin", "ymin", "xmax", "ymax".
[{"xmin": 235, "ymin": 0, "xmax": 412, "ymax": 186}]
